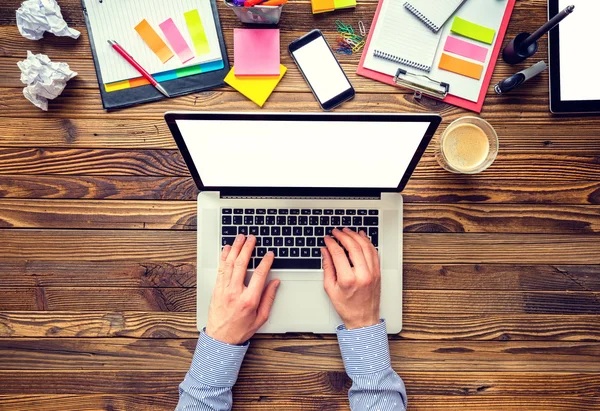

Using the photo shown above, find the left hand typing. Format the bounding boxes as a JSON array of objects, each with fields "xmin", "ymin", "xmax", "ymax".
[{"xmin": 205, "ymin": 234, "xmax": 280, "ymax": 345}]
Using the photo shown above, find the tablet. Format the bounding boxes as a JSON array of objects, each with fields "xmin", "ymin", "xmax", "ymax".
[{"xmin": 549, "ymin": 0, "xmax": 600, "ymax": 114}]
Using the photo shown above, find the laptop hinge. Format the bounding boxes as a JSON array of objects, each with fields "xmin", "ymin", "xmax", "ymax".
[{"xmin": 218, "ymin": 187, "xmax": 382, "ymax": 199}]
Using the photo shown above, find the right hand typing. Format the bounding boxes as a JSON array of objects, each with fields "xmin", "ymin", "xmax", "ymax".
[{"xmin": 321, "ymin": 228, "xmax": 381, "ymax": 330}]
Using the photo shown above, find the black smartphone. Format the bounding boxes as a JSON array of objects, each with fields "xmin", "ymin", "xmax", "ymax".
[{"xmin": 289, "ymin": 29, "xmax": 355, "ymax": 111}]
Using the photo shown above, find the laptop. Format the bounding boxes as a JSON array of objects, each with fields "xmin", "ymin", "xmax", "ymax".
[{"xmin": 165, "ymin": 112, "xmax": 441, "ymax": 334}]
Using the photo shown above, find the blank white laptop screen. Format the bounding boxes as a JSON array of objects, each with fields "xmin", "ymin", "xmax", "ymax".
[
  {"xmin": 558, "ymin": 0, "xmax": 600, "ymax": 101},
  {"xmin": 175, "ymin": 119, "xmax": 431, "ymax": 188}
]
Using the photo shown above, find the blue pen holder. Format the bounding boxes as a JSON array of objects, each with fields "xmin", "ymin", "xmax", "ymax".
[{"xmin": 224, "ymin": 0, "xmax": 284, "ymax": 24}]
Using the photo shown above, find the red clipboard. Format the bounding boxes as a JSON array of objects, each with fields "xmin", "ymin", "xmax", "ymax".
[{"xmin": 357, "ymin": 0, "xmax": 516, "ymax": 113}]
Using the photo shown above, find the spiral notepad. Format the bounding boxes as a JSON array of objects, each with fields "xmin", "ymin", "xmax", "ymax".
[
  {"xmin": 372, "ymin": 0, "xmax": 442, "ymax": 72},
  {"xmin": 404, "ymin": 0, "xmax": 465, "ymax": 33}
]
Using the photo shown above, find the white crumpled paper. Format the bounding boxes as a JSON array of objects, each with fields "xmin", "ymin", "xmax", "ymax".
[
  {"xmin": 17, "ymin": 51, "xmax": 78, "ymax": 111},
  {"xmin": 16, "ymin": 0, "xmax": 80, "ymax": 40}
]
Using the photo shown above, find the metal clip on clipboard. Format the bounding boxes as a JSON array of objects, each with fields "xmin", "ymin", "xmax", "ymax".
[{"xmin": 393, "ymin": 68, "xmax": 449, "ymax": 100}]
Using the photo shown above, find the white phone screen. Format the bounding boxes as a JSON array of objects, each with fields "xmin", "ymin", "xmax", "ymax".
[{"xmin": 292, "ymin": 35, "xmax": 353, "ymax": 104}]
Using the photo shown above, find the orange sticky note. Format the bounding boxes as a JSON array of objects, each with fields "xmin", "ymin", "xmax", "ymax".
[
  {"xmin": 311, "ymin": 0, "xmax": 335, "ymax": 13},
  {"xmin": 134, "ymin": 19, "xmax": 174, "ymax": 63},
  {"xmin": 438, "ymin": 53, "xmax": 483, "ymax": 80}
]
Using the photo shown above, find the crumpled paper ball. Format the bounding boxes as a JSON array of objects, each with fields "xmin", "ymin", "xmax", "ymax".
[
  {"xmin": 17, "ymin": 51, "xmax": 78, "ymax": 111},
  {"xmin": 16, "ymin": 0, "xmax": 80, "ymax": 40}
]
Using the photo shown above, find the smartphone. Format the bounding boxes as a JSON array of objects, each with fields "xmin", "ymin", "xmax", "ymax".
[{"xmin": 289, "ymin": 30, "xmax": 355, "ymax": 111}]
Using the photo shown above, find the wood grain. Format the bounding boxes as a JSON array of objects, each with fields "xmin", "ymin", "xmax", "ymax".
[
  {"xmin": 3, "ymin": 175, "xmax": 600, "ymax": 204},
  {"xmin": 1, "ymin": 147, "xmax": 599, "ymax": 181},
  {"xmin": 2, "ymin": 117, "xmax": 600, "ymax": 154},
  {"xmin": 1, "ymin": 371, "xmax": 599, "ymax": 396},
  {"xmin": 2, "ymin": 0, "xmax": 600, "ymax": 408},
  {"xmin": 1, "ymin": 200, "xmax": 599, "ymax": 233},
  {"xmin": 2, "ymin": 311, "xmax": 600, "ymax": 341},
  {"xmin": 0, "ymin": 394, "xmax": 597, "ymax": 411},
  {"xmin": 3, "ymin": 338, "xmax": 600, "ymax": 372},
  {"xmin": 1, "ymin": 230, "xmax": 599, "ymax": 263},
  {"xmin": 1, "ymin": 288, "xmax": 600, "ymax": 315}
]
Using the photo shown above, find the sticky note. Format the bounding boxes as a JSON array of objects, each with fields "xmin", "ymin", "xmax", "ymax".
[
  {"xmin": 234, "ymin": 29, "xmax": 280, "ymax": 76},
  {"xmin": 333, "ymin": 0, "xmax": 356, "ymax": 9},
  {"xmin": 134, "ymin": 19, "xmax": 174, "ymax": 63},
  {"xmin": 438, "ymin": 53, "xmax": 483, "ymax": 80},
  {"xmin": 225, "ymin": 65, "xmax": 287, "ymax": 107},
  {"xmin": 451, "ymin": 17, "xmax": 496, "ymax": 45},
  {"xmin": 311, "ymin": 0, "xmax": 335, "ymax": 13},
  {"xmin": 159, "ymin": 18, "xmax": 195, "ymax": 64},
  {"xmin": 184, "ymin": 9, "xmax": 210, "ymax": 56},
  {"xmin": 444, "ymin": 36, "xmax": 488, "ymax": 63}
]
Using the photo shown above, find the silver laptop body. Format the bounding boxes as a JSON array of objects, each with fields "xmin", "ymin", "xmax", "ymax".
[{"xmin": 165, "ymin": 112, "xmax": 441, "ymax": 334}]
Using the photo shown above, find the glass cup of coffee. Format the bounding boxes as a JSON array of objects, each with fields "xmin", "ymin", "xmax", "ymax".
[{"xmin": 435, "ymin": 116, "xmax": 499, "ymax": 174}]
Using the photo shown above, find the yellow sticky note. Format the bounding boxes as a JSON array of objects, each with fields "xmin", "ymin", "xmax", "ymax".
[
  {"xmin": 134, "ymin": 19, "xmax": 174, "ymax": 63},
  {"xmin": 438, "ymin": 53, "xmax": 483, "ymax": 80},
  {"xmin": 184, "ymin": 9, "xmax": 210, "ymax": 56},
  {"xmin": 225, "ymin": 65, "xmax": 287, "ymax": 107},
  {"xmin": 334, "ymin": 0, "xmax": 356, "ymax": 9},
  {"xmin": 311, "ymin": 0, "xmax": 335, "ymax": 13}
]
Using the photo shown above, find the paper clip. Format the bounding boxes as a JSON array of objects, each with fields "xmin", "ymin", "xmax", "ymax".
[
  {"xmin": 336, "ymin": 47, "xmax": 352, "ymax": 55},
  {"xmin": 335, "ymin": 20, "xmax": 354, "ymax": 35},
  {"xmin": 358, "ymin": 21, "xmax": 367, "ymax": 37},
  {"xmin": 352, "ymin": 39, "xmax": 365, "ymax": 53}
]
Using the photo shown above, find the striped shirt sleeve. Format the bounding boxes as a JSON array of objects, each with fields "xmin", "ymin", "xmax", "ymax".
[
  {"xmin": 175, "ymin": 331, "xmax": 248, "ymax": 411},
  {"xmin": 336, "ymin": 320, "xmax": 407, "ymax": 411}
]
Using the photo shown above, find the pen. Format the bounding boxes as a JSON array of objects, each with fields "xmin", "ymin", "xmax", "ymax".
[
  {"xmin": 520, "ymin": 5, "xmax": 574, "ymax": 51},
  {"xmin": 243, "ymin": 0, "xmax": 267, "ymax": 7},
  {"xmin": 260, "ymin": 0, "xmax": 288, "ymax": 5},
  {"xmin": 107, "ymin": 40, "xmax": 170, "ymax": 98},
  {"xmin": 494, "ymin": 61, "xmax": 547, "ymax": 94}
]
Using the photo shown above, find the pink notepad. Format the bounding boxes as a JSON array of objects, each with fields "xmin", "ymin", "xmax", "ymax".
[{"xmin": 234, "ymin": 29, "xmax": 280, "ymax": 76}]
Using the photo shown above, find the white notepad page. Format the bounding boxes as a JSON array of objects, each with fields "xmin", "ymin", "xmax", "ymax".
[
  {"xmin": 83, "ymin": 0, "xmax": 222, "ymax": 84},
  {"xmin": 404, "ymin": 0, "xmax": 465, "ymax": 32},
  {"xmin": 373, "ymin": 0, "xmax": 443, "ymax": 71}
]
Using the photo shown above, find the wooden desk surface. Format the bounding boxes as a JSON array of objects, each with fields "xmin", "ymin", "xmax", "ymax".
[{"xmin": 1, "ymin": 0, "xmax": 599, "ymax": 409}]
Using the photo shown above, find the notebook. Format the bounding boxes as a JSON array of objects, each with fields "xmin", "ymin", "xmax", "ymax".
[
  {"xmin": 225, "ymin": 65, "xmax": 287, "ymax": 107},
  {"xmin": 358, "ymin": 0, "xmax": 515, "ymax": 112},
  {"xmin": 371, "ymin": 0, "xmax": 443, "ymax": 72},
  {"xmin": 81, "ymin": 0, "xmax": 229, "ymax": 109},
  {"xmin": 234, "ymin": 29, "xmax": 280, "ymax": 76},
  {"xmin": 404, "ymin": 0, "xmax": 465, "ymax": 32}
]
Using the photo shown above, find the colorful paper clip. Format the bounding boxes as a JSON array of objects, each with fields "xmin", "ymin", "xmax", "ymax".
[{"xmin": 334, "ymin": 20, "xmax": 368, "ymax": 55}]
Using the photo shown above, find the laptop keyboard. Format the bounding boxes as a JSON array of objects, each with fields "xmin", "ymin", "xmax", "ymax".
[{"xmin": 221, "ymin": 208, "xmax": 379, "ymax": 270}]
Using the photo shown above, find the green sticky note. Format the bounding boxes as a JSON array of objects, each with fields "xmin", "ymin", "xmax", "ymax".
[
  {"xmin": 451, "ymin": 17, "xmax": 496, "ymax": 45},
  {"xmin": 334, "ymin": 0, "xmax": 356, "ymax": 9},
  {"xmin": 184, "ymin": 9, "xmax": 210, "ymax": 56}
]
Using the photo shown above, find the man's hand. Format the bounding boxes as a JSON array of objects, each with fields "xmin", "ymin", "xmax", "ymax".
[
  {"xmin": 206, "ymin": 234, "xmax": 280, "ymax": 345},
  {"xmin": 321, "ymin": 228, "xmax": 381, "ymax": 330}
]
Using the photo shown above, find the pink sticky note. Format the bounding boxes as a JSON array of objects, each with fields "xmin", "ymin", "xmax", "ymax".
[
  {"xmin": 159, "ymin": 18, "xmax": 195, "ymax": 64},
  {"xmin": 234, "ymin": 29, "xmax": 280, "ymax": 76},
  {"xmin": 444, "ymin": 35, "xmax": 488, "ymax": 63}
]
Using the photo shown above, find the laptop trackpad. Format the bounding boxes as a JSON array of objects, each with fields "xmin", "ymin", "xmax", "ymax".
[{"xmin": 269, "ymin": 280, "xmax": 330, "ymax": 328}]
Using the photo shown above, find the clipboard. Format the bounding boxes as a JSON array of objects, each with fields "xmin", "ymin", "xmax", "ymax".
[
  {"xmin": 357, "ymin": 0, "xmax": 516, "ymax": 113},
  {"xmin": 81, "ymin": 0, "xmax": 230, "ymax": 110}
]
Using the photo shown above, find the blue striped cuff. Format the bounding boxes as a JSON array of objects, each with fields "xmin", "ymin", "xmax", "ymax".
[
  {"xmin": 187, "ymin": 331, "xmax": 249, "ymax": 388},
  {"xmin": 336, "ymin": 320, "xmax": 391, "ymax": 376}
]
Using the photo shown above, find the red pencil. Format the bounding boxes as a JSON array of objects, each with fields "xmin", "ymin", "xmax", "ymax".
[{"xmin": 107, "ymin": 40, "xmax": 170, "ymax": 98}]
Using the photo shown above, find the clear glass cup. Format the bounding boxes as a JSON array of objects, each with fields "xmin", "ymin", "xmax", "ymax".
[{"xmin": 435, "ymin": 116, "xmax": 499, "ymax": 174}]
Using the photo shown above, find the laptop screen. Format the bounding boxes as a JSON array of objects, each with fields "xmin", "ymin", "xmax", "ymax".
[{"xmin": 170, "ymin": 113, "xmax": 440, "ymax": 191}]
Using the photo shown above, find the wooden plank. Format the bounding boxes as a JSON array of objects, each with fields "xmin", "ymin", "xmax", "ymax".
[
  {"xmin": 0, "ymin": 230, "xmax": 599, "ymax": 264},
  {"xmin": 1, "ymin": 148, "xmax": 599, "ymax": 181},
  {"xmin": 3, "ymin": 175, "xmax": 600, "ymax": 204},
  {"xmin": 1, "ymin": 287, "xmax": 600, "ymax": 314},
  {"xmin": 2, "ymin": 117, "xmax": 600, "ymax": 154},
  {"xmin": 2, "ymin": 311, "xmax": 600, "ymax": 341},
  {"xmin": 0, "ymin": 394, "xmax": 598, "ymax": 411},
  {"xmin": 1, "ymin": 200, "xmax": 599, "ymax": 233},
  {"xmin": 2, "ymin": 338, "xmax": 600, "ymax": 372},
  {"xmin": 1, "ymin": 371, "xmax": 600, "ymax": 396},
  {"xmin": 2, "ymin": 259, "xmax": 599, "ymax": 291},
  {"xmin": 0, "ymin": 87, "xmax": 577, "ymax": 123}
]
